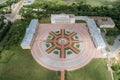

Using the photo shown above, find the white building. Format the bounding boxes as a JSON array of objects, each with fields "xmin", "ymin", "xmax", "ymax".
[
  {"xmin": 21, "ymin": 19, "xmax": 38, "ymax": 49},
  {"xmin": 21, "ymin": 15, "xmax": 107, "ymax": 55},
  {"xmin": 75, "ymin": 16, "xmax": 106, "ymax": 50},
  {"xmin": 51, "ymin": 14, "xmax": 75, "ymax": 24},
  {"xmin": 87, "ymin": 19, "xmax": 106, "ymax": 49}
]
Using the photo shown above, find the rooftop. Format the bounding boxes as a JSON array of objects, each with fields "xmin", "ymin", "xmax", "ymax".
[
  {"xmin": 90, "ymin": 16, "xmax": 115, "ymax": 26},
  {"xmin": 21, "ymin": 19, "xmax": 38, "ymax": 47}
]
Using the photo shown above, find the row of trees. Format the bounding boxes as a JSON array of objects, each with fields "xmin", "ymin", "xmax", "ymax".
[
  {"xmin": 0, "ymin": 21, "xmax": 11, "ymax": 41},
  {"xmin": 0, "ymin": 19, "xmax": 29, "ymax": 62},
  {"xmin": 0, "ymin": 16, "xmax": 5, "ymax": 29},
  {"xmin": 20, "ymin": 0, "xmax": 120, "ymax": 31},
  {"xmin": 0, "ymin": 16, "xmax": 11, "ymax": 41},
  {"xmin": 19, "ymin": 0, "xmax": 120, "ymax": 46},
  {"xmin": 0, "ymin": 20, "xmax": 29, "ymax": 50}
]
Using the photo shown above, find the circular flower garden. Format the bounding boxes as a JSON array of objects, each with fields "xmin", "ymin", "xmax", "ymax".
[{"xmin": 43, "ymin": 29, "xmax": 83, "ymax": 59}]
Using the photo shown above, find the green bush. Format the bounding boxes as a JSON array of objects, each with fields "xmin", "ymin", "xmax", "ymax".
[
  {"xmin": 0, "ymin": 20, "xmax": 29, "ymax": 62},
  {"xmin": 106, "ymin": 28, "xmax": 120, "ymax": 37},
  {"xmin": 111, "ymin": 64, "xmax": 120, "ymax": 72},
  {"xmin": 105, "ymin": 47, "xmax": 110, "ymax": 52},
  {"xmin": 0, "ymin": 21, "xmax": 11, "ymax": 41},
  {"xmin": 106, "ymin": 36, "xmax": 115, "ymax": 45}
]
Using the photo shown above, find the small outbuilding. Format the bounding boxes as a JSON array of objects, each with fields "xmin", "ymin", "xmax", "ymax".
[{"xmin": 93, "ymin": 17, "xmax": 115, "ymax": 28}]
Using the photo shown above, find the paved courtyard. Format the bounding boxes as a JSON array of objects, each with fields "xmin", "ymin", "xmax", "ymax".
[{"xmin": 31, "ymin": 23, "xmax": 102, "ymax": 71}]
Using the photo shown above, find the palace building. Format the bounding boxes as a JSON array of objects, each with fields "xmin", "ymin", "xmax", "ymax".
[
  {"xmin": 51, "ymin": 14, "xmax": 75, "ymax": 24},
  {"xmin": 21, "ymin": 14, "xmax": 108, "ymax": 73}
]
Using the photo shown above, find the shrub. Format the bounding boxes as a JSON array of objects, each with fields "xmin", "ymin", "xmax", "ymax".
[{"xmin": 111, "ymin": 64, "xmax": 120, "ymax": 72}]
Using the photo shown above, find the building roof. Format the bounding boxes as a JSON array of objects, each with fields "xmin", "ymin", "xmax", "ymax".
[
  {"xmin": 21, "ymin": 19, "xmax": 38, "ymax": 47},
  {"xmin": 87, "ymin": 18, "xmax": 106, "ymax": 47},
  {"xmin": 90, "ymin": 16, "xmax": 115, "ymax": 26},
  {"xmin": 51, "ymin": 14, "xmax": 75, "ymax": 19}
]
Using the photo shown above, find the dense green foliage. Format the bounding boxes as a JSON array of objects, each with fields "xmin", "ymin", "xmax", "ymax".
[
  {"xmin": 105, "ymin": 27, "xmax": 120, "ymax": 45},
  {"xmin": 111, "ymin": 64, "xmax": 120, "ymax": 80},
  {"xmin": 106, "ymin": 28, "xmax": 120, "ymax": 37},
  {"xmin": 20, "ymin": 0, "xmax": 120, "ymax": 46},
  {"xmin": 0, "ymin": 20, "xmax": 29, "ymax": 62},
  {"xmin": 0, "ymin": 16, "xmax": 11, "ymax": 41},
  {"xmin": 21, "ymin": 0, "xmax": 120, "ymax": 30},
  {"xmin": 111, "ymin": 64, "xmax": 120, "ymax": 71},
  {"xmin": 0, "ymin": 0, "xmax": 20, "ymax": 14},
  {"xmin": 0, "ymin": 21, "xmax": 11, "ymax": 41}
]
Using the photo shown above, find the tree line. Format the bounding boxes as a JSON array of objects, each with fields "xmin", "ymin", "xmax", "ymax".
[
  {"xmin": 0, "ymin": 16, "xmax": 11, "ymax": 41},
  {"xmin": 20, "ymin": 0, "xmax": 120, "ymax": 31}
]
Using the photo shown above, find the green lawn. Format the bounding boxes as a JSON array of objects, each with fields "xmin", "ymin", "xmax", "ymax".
[
  {"xmin": 67, "ymin": 59, "xmax": 112, "ymax": 80},
  {"xmin": 0, "ymin": 47, "xmax": 60, "ymax": 80},
  {"xmin": 0, "ymin": 46, "xmax": 112, "ymax": 80},
  {"xmin": 40, "ymin": 17, "xmax": 51, "ymax": 23},
  {"xmin": 85, "ymin": 0, "xmax": 109, "ymax": 6},
  {"xmin": 64, "ymin": 0, "xmax": 117, "ymax": 7},
  {"xmin": 106, "ymin": 36, "xmax": 115, "ymax": 45},
  {"xmin": 75, "ymin": 20, "xmax": 86, "ymax": 23}
]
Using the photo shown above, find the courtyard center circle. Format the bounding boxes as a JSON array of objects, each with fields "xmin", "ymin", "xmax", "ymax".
[{"xmin": 58, "ymin": 38, "xmax": 67, "ymax": 45}]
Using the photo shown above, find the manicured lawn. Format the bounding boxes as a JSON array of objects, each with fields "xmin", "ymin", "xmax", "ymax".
[
  {"xmin": 75, "ymin": 20, "xmax": 86, "ymax": 23},
  {"xmin": 64, "ymin": 0, "xmax": 116, "ymax": 7},
  {"xmin": 0, "ymin": 47, "xmax": 60, "ymax": 80},
  {"xmin": 0, "ymin": 46, "xmax": 112, "ymax": 80},
  {"xmin": 85, "ymin": 0, "xmax": 107, "ymax": 6},
  {"xmin": 66, "ymin": 59, "xmax": 112, "ymax": 80},
  {"xmin": 40, "ymin": 17, "xmax": 51, "ymax": 23}
]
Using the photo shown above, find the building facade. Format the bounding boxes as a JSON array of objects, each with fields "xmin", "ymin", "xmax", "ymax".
[
  {"xmin": 21, "ymin": 14, "xmax": 107, "ymax": 55},
  {"xmin": 51, "ymin": 14, "xmax": 75, "ymax": 24}
]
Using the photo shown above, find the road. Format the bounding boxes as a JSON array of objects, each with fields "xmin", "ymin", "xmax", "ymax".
[{"xmin": 5, "ymin": 0, "xmax": 24, "ymax": 22}]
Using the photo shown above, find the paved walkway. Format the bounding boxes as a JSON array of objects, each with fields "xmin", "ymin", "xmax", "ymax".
[{"xmin": 61, "ymin": 71, "xmax": 65, "ymax": 80}]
